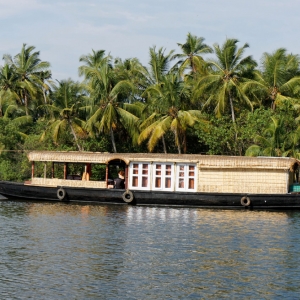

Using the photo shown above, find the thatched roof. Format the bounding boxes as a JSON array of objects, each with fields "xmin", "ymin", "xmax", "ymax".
[
  {"xmin": 28, "ymin": 151, "xmax": 201, "ymax": 164},
  {"xmin": 27, "ymin": 151, "xmax": 299, "ymax": 171},
  {"xmin": 197, "ymin": 155, "xmax": 299, "ymax": 170}
]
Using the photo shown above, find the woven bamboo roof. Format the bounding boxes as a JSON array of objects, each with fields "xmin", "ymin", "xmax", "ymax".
[{"xmin": 27, "ymin": 151, "xmax": 299, "ymax": 170}]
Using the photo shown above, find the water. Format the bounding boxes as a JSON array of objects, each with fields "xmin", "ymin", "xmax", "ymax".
[{"xmin": 1, "ymin": 202, "xmax": 300, "ymax": 299}]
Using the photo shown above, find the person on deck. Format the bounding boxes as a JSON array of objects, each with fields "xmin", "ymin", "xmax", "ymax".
[{"xmin": 114, "ymin": 170, "xmax": 125, "ymax": 189}]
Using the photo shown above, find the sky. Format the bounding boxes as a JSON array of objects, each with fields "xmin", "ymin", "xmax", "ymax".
[{"xmin": 0, "ymin": 0, "xmax": 299, "ymax": 81}]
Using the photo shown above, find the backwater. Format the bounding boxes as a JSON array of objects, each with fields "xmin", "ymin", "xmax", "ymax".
[{"xmin": 0, "ymin": 201, "xmax": 300, "ymax": 299}]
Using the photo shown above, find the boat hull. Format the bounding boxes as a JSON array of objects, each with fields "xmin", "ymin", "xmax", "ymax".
[{"xmin": 1, "ymin": 180, "xmax": 300, "ymax": 209}]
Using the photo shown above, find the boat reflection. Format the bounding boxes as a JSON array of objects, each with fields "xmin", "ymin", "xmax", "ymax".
[{"xmin": 24, "ymin": 202, "xmax": 296, "ymax": 224}]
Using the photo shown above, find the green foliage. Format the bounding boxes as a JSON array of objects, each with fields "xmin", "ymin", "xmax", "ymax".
[
  {"xmin": 3, "ymin": 44, "xmax": 51, "ymax": 116},
  {"xmin": 0, "ymin": 152, "xmax": 30, "ymax": 181},
  {"xmin": 244, "ymin": 104, "xmax": 298, "ymax": 156},
  {"xmin": 196, "ymin": 114, "xmax": 236, "ymax": 155},
  {"xmin": 174, "ymin": 33, "xmax": 212, "ymax": 76},
  {"xmin": 81, "ymin": 136, "xmax": 110, "ymax": 152},
  {"xmin": 196, "ymin": 109, "xmax": 280, "ymax": 155},
  {"xmin": 236, "ymin": 108, "xmax": 274, "ymax": 155},
  {"xmin": 40, "ymin": 79, "xmax": 87, "ymax": 151},
  {"xmin": 197, "ymin": 38, "xmax": 257, "ymax": 126},
  {"xmin": 4, "ymin": 39, "xmax": 300, "ymax": 181}
]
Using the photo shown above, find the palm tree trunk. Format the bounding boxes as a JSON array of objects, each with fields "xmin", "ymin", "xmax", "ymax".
[
  {"xmin": 183, "ymin": 132, "xmax": 187, "ymax": 154},
  {"xmin": 191, "ymin": 58, "xmax": 196, "ymax": 73},
  {"xmin": 43, "ymin": 88, "xmax": 47, "ymax": 104},
  {"xmin": 69, "ymin": 121, "xmax": 83, "ymax": 151},
  {"xmin": 177, "ymin": 143, "xmax": 181, "ymax": 154},
  {"xmin": 24, "ymin": 91, "xmax": 29, "ymax": 116},
  {"xmin": 162, "ymin": 136, "xmax": 167, "ymax": 154},
  {"xmin": 110, "ymin": 127, "xmax": 117, "ymax": 153},
  {"xmin": 271, "ymin": 101, "xmax": 276, "ymax": 110},
  {"xmin": 174, "ymin": 129, "xmax": 181, "ymax": 154},
  {"xmin": 229, "ymin": 91, "xmax": 238, "ymax": 138},
  {"xmin": 228, "ymin": 91, "xmax": 236, "ymax": 124}
]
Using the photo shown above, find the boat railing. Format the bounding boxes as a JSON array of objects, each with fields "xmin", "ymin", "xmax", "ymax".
[{"xmin": 28, "ymin": 177, "xmax": 106, "ymax": 189}]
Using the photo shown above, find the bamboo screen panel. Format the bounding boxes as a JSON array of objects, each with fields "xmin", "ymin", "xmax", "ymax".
[{"xmin": 198, "ymin": 169, "xmax": 288, "ymax": 194}]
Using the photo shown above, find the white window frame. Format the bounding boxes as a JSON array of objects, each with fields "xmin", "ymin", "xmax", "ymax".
[
  {"xmin": 152, "ymin": 163, "xmax": 174, "ymax": 191},
  {"xmin": 175, "ymin": 164, "xmax": 197, "ymax": 192},
  {"xmin": 128, "ymin": 162, "xmax": 150, "ymax": 190}
]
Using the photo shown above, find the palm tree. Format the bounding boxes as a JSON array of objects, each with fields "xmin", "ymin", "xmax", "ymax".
[
  {"xmin": 0, "ymin": 64, "xmax": 34, "ymax": 137},
  {"xmin": 0, "ymin": 64, "xmax": 19, "ymax": 117},
  {"xmin": 145, "ymin": 46, "xmax": 175, "ymax": 85},
  {"xmin": 173, "ymin": 33, "xmax": 212, "ymax": 75},
  {"xmin": 3, "ymin": 44, "xmax": 51, "ymax": 115},
  {"xmin": 39, "ymin": 70, "xmax": 55, "ymax": 104},
  {"xmin": 244, "ymin": 48, "xmax": 300, "ymax": 110},
  {"xmin": 136, "ymin": 47, "xmax": 176, "ymax": 152},
  {"xmin": 281, "ymin": 128, "xmax": 300, "ymax": 159},
  {"xmin": 78, "ymin": 50, "xmax": 111, "ymax": 119},
  {"xmin": 40, "ymin": 79, "xmax": 87, "ymax": 151},
  {"xmin": 245, "ymin": 116, "xmax": 287, "ymax": 156},
  {"xmin": 78, "ymin": 49, "xmax": 107, "ymax": 77},
  {"xmin": 197, "ymin": 38, "xmax": 257, "ymax": 125},
  {"xmin": 81, "ymin": 55, "xmax": 139, "ymax": 152},
  {"xmin": 139, "ymin": 72, "xmax": 206, "ymax": 153},
  {"xmin": 114, "ymin": 57, "xmax": 147, "ymax": 101}
]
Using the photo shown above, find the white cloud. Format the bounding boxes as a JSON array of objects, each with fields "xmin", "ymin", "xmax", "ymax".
[
  {"xmin": 0, "ymin": 0, "xmax": 45, "ymax": 18},
  {"xmin": 1, "ymin": 0, "xmax": 300, "ymax": 81}
]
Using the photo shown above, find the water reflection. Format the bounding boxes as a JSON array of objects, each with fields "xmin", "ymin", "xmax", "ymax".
[{"xmin": 0, "ymin": 202, "xmax": 300, "ymax": 299}]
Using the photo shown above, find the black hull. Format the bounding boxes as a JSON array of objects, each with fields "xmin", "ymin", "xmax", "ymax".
[{"xmin": 1, "ymin": 180, "xmax": 300, "ymax": 209}]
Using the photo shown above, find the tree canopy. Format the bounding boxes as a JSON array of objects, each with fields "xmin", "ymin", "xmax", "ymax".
[{"xmin": 3, "ymin": 35, "xmax": 300, "ymax": 180}]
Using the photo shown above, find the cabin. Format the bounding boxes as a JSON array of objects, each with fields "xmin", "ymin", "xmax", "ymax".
[{"xmin": 27, "ymin": 151, "xmax": 300, "ymax": 194}]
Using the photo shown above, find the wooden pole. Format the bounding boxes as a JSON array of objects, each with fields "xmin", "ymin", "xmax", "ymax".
[
  {"xmin": 64, "ymin": 163, "xmax": 67, "ymax": 179},
  {"xmin": 106, "ymin": 164, "xmax": 109, "ymax": 187},
  {"xmin": 51, "ymin": 162, "xmax": 54, "ymax": 178},
  {"xmin": 125, "ymin": 164, "xmax": 128, "ymax": 189},
  {"xmin": 31, "ymin": 161, "xmax": 34, "ymax": 178}
]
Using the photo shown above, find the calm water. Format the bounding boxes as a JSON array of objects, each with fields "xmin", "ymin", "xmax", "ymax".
[{"xmin": 1, "ymin": 202, "xmax": 300, "ymax": 299}]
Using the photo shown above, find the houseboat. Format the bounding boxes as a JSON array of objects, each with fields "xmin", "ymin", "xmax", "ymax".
[{"xmin": 0, "ymin": 151, "xmax": 300, "ymax": 209}]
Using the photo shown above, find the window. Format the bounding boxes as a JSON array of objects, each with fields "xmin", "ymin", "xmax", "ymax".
[
  {"xmin": 129, "ymin": 162, "xmax": 197, "ymax": 192},
  {"xmin": 176, "ymin": 164, "xmax": 197, "ymax": 191},
  {"xmin": 153, "ymin": 163, "xmax": 174, "ymax": 191},
  {"xmin": 129, "ymin": 163, "xmax": 150, "ymax": 189}
]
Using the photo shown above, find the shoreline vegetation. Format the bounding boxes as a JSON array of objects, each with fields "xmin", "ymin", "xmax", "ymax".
[{"xmin": 1, "ymin": 33, "xmax": 300, "ymax": 181}]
